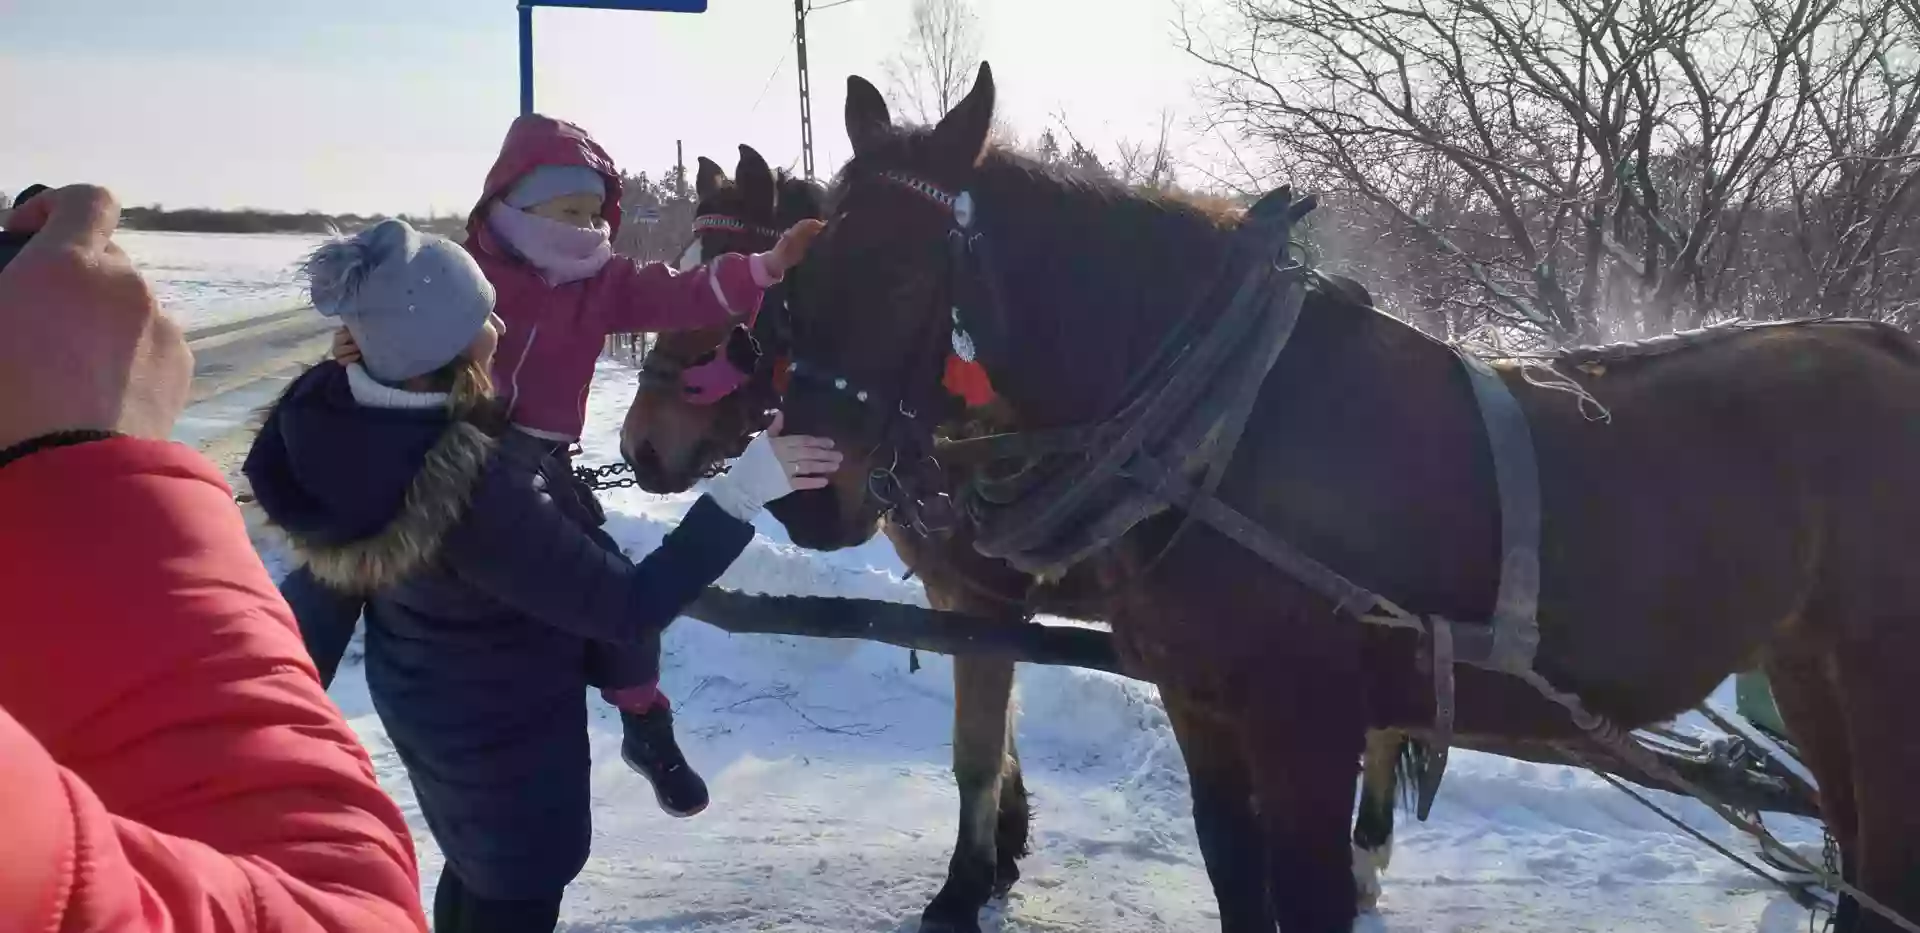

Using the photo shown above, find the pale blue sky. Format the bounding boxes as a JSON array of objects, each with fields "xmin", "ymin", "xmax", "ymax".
[{"xmin": 1, "ymin": 0, "xmax": 1221, "ymax": 214}]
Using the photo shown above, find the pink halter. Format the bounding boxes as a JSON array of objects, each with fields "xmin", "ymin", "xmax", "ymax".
[
  {"xmin": 678, "ymin": 316, "xmax": 761, "ymax": 405},
  {"xmin": 681, "ymin": 351, "xmax": 752, "ymax": 404},
  {"xmin": 671, "ymin": 214, "xmax": 776, "ymax": 405}
]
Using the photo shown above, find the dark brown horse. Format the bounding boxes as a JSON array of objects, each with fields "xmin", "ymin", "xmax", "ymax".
[
  {"xmin": 758, "ymin": 62, "xmax": 1920, "ymax": 933},
  {"xmin": 623, "ymin": 146, "xmax": 1434, "ymax": 929}
]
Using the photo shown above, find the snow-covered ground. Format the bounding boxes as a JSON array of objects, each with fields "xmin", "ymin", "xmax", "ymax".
[
  {"xmin": 246, "ymin": 361, "xmax": 1827, "ymax": 932},
  {"xmin": 119, "ymin": 230, "xmax": 327, "ymax": 329}
]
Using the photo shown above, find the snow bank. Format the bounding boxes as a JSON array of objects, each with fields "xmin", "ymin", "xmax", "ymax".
[{"xmin": 121, "ymin": 230, "xmax": 326, "ymax": 329}]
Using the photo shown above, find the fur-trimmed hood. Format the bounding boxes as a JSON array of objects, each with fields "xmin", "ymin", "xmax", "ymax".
[{"xmin": 243, "ymin": 363, "xmax": 497, "ymax": 595}]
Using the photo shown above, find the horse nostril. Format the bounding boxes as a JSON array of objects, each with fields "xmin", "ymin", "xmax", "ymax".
[{"xmin": 628, "ymin": 442, "xmax": 662, "ymax": 478}]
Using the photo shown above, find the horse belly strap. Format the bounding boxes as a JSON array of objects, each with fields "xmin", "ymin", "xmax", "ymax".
[{"xmin": 1454, "ymin": 351, "xmax": 1545, "ymax": 674}]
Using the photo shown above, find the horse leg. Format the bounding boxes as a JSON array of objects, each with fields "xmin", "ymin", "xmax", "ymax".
[
  {"xmin": 1236, "ymin": 641, "xmax": 1366, "ymax": 932},
  {"xmin": 1832, "ymin": 634, "xmax": 1920, "ymax": 933},
  {"xmin": 995, "ymin": 732, "xmax": 1031, "ymax": 894},
  {"xmin": 921, "ymin": 654, "xmax": 1020, "ymax": 933},
  {"xmin": 1765, "ymin": 641, "xmax": 1860, "ymax": 930},
  {"xmin": 1350, "ymin": 730, "xmax": 1407, "ymax": 913},
  {"xmin": 1162, "ymin": 688, "xmax": 1274, "ymax": 933}
]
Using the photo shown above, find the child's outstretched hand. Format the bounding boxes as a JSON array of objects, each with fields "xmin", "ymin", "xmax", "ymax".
[
  {"xmin": 761, "ymin": 219, "xmax": 826, "ymax": 279},
  {"xmin": 330, "ymin": 326, "xmax": 362, "ymax": 365}
]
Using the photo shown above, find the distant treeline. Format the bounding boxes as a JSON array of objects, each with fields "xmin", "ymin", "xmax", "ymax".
[{"xmin": 118, "ymin": 206, "xmax": 468, "ymax": 239}]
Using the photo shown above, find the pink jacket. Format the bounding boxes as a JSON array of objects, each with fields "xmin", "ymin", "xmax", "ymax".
[{"xmin": 466, "ymin": 115, "xmax": 775, "ymax": 442}]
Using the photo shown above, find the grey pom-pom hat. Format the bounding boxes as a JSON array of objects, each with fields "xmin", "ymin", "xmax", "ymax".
[{"xmin": 302, "ymin": 219, "xmax": 497, "ymax": 382}]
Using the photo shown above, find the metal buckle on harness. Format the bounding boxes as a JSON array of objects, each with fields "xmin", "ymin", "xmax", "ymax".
[{"xmin": 1417, "ymin": 615, "xmax": 1457, "ymax": 821}]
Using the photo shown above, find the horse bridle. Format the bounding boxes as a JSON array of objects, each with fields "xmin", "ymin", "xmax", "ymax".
[
  {"xmin": 782, "ymin": 170, "xmax": 1004, "ymax": 536},
  {"xmin": 690, "ymin": 213, "xmax": 784, "ymax": 241}
]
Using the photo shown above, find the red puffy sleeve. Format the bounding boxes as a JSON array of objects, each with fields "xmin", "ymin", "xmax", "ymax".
[{"xmin": 0, "ymin": 437, "xmax": 426, "ymax": 933}]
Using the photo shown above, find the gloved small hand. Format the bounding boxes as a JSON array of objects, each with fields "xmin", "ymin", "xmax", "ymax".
[{"xmin": 706, "ymin": 411, "xmax": 840, "ymax": 521}]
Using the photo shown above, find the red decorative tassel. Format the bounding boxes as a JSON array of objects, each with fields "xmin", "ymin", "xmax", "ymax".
[
  {"xmin": 772, "ymin": 356, "xmax": 793, "ymax": 396},
  {"xmin": 943, "ymin": 354, "xmax": 997, "ymax": 408}
]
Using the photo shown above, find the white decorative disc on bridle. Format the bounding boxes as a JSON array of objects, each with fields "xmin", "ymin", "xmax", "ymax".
[{"xmin": 952, "ymin": 306, "xmax": 977, "ymax": 362}]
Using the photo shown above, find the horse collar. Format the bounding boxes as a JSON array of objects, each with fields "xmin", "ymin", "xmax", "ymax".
[{"xmin": 693, "ymin": 213, "xmax": 785, "ymax": 239}]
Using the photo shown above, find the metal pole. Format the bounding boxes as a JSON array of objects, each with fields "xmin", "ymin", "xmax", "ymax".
[
  {"xmin": 519, "ymin": 4, "xmax": 535, "ymax": 115},
  {"xmin": 794, "ymin": 0, "xmax": 815, "ymax": 181}
]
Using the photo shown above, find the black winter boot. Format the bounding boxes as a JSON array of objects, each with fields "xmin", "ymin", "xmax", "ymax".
[{"xmin": 621, "ymin": 705, "xmax": 710, "ymax": 817}]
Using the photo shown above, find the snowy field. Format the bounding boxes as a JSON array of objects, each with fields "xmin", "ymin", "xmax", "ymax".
[
  {"xmin": 240, "ymin": 360, "xmax": 1829, "ymax": 932},
  {"xmin": 119, "ymin": 230, "xmax": 327, "ymax": 329}
]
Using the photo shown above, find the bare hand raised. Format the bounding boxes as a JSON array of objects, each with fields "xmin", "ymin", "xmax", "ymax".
[{"xmin": 0, "ymin": 186, "xmax": 192, "ymax": 452}]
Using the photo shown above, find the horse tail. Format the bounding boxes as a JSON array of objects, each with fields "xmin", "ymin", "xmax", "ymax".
[
  {"xmin": 1354, "ymin": 730, "xmax": 1421, "ymax": 850},
  {"xmin": 1353, "ymin": 730, "xmax": 1420, "ymax": 910}
]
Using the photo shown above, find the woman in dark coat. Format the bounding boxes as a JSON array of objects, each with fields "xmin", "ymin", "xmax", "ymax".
[{"xmin": 243, "ymin": 219, "xmax": 838, "ymax": 933}]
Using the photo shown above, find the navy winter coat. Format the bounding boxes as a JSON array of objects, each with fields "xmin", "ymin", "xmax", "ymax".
[{"xmin": 243, "ymin": 363, "xmax": 753, "ymax": 900}]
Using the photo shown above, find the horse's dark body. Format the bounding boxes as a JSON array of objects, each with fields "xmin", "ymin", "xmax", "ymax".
[
  {"xmin": 756, "ymin": 64, "xmax": 1920, "ymax": 933},
  {"xmin": 621, "ymin": 146, "xmax": 1442, "ymax": 931}
]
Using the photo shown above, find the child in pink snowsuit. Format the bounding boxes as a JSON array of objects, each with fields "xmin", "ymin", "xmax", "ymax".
[{"xmin": 311, "ymin": 114, "xmax": 822, "ymax": 818}]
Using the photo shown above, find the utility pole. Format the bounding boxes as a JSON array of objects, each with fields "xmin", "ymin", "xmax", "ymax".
[
  {"xmin": 794, "ymin": 0, "xmax": 816, "ymax": 181},
  {"xmin": 676, "ymin": 139, "xmax": 686, "ymax": 201}
]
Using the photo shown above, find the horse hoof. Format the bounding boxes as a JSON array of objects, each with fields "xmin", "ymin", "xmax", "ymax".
[
  {"xmin": 917, "ymin": 916, "xmax": 982, "ymax": 933},
  {"xmin": 991, "ymin": 863, "xmax": 1021, "ymax": 898}
]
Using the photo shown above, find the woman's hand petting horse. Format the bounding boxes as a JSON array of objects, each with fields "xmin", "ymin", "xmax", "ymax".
[
  {"xmin": 705, "ymin": 410, "xmax": 840, "ymax": 523},
  {"xmin": 752, "ymin": 410, "xmax": 841, "ymax": 492}
]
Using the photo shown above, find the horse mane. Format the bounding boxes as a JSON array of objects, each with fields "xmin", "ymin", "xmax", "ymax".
[
  {"xmin": 774, "ymin": 169, "xmax": 827, "ymax": 225},
  {"xmin": 826, "ymin": 128, "xmax": 1241, "ymax": 425}
]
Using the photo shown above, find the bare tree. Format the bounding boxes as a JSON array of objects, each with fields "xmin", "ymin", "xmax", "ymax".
[
  {"xmin": 1184, "ymin": 0, "xmax": 1847, "ymax": 346},
  {"xmin": 1115, "ymin": 109, "xmax": 1181, "ymax": 191},
  {"xmin": 886, "ymin": 0, "xmax": 984, "ymax": 125},
  {"xmin": 1778, "ymin": 0, "xmax": 1920, "ymax": 319}
]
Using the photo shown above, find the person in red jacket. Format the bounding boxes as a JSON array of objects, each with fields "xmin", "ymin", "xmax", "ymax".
[{"xmin": 0, "ymin": 184, "xmax": 428, "ymax": 933}]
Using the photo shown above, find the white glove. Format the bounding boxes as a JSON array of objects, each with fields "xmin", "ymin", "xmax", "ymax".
[{"xmin": 706, "ymin": 412, "xmax": 840, "ymax": 521}]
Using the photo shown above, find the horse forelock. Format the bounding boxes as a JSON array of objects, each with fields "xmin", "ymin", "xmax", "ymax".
[{"xmin": 775, "ymin": 170, "xmax": 827, "ymax": 226}]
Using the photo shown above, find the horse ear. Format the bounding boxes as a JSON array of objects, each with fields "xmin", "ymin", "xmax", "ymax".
[
  {"xmin": 736, "ymin": 144, "xmax": 777, "ymax": 218},
  {"xmin": 930, "ymin": 62, "xmax": 995, "ymax": 171},
  {"xmin": 695, "ymin": 156, "xmax": 728, "ymax": 201},
  {"xmin": 845, "ymin": 75, "xmax": 892, "ymax": 156}
]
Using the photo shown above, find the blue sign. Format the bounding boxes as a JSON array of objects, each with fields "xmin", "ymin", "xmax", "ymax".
[
  {"xmin": 520, "ymin": 1, "xmax": 708, "ymax": 115},
  {"xmin": 527, "ymin": 0, "xmax": 707, "ymax": 11}
]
